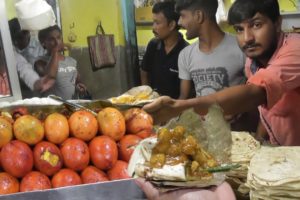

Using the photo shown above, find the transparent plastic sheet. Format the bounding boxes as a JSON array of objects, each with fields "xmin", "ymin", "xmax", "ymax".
[
  {"xmin": 164, "ymin": 105, "xmax": 232, "ymax": 163},
  {"xmin": 128, "ymin": 105, "xmax": 232, "ymax": 191}
]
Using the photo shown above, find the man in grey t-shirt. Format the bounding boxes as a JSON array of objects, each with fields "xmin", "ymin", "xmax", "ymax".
[
  {"xmin": 179, "ymin": 33, "xmax": 245, "ymax": 97},
  {"xmin": 36, "ymin": 55, "xmax": 78, "ymax": 100},
  {"xmin": 176, "ymin": 0, "xmax": 246, "ymax": 99},
  {"xmin": 176, "ymin": 0, "xmax": 258, "ymax": 132},
  {"xmin": 35, "ymin": 25, "xmax": 87, "ymax": 100}
]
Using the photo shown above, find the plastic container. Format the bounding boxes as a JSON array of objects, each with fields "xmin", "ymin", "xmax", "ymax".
[{"xmin": 15, "ymin": 0, "xmax": 56, "ymax": 31}]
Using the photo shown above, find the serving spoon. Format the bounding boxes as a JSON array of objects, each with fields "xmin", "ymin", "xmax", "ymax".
[{"xmin": 49, "ymin": 95, "xmax": 98, "ymax": 116}]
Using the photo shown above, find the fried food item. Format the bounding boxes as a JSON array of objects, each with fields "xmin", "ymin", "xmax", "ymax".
[
  {"xmin": 150, "ymin": 126, "xmax": 217, "ymax": 179},
  {"xmin": 110, "ymin": 95, "xmax": 136, "ymax": 104},
  {"xmin": 109, "ymin": 86, "xmax": 159, "ymax": 104}
]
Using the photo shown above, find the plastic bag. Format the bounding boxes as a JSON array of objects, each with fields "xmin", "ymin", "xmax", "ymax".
[{"xmin": 15, "ymin": 0, "xmax": 56, "ymax": 31}]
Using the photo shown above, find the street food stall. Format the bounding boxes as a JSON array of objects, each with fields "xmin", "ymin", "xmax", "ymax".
[
  {"xmin": 1, "ymin": 0, "xmax": 300, "ymax": 200},
  {"xmin": 0, "ymin": 92, "xmax": 240, "ymax": 200},
  {"xmin": 1, "ymin": 93, "xmax": 299, "ymax": 200}
]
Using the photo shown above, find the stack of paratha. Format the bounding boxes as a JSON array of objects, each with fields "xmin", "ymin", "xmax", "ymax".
[
  {"xmin": 247, "ymin": 146, "xmax": 300, "ymax": 200},
  {"xmin": 227, "ymin": 132, "xmax": 260, "ymax": 195}
]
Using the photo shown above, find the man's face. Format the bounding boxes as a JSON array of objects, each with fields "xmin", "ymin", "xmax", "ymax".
[
  {"xmin": 152, "ymin": 12, "xmax": 174, "ymax": 40},
  {"xmin": 43, "ymin": 29, "xmax": 63, "ymax": 52},
  {"xmin": 15, "ymin": 30, "xmax": 30, "ymax": 50},
  {"xmin": 178, "ymin": 9, "xmax": 199, "ymax": 40},
  {"xmin": 233, "ymin": 13, "xmax": 281, "ymax": 62}
]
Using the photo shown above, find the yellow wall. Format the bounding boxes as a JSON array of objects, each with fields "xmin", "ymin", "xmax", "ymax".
[
  {"xmin": 59, "ymin": 0, "xmax": 125, "ymax": 47},
  {"xmin": 5, "ymin": 0, "xmax": 16, "ymax": 19},
  {"xmin": 136, "ymin": 27, "xmax": 197, "ymax": 47},
  {"xmin": 278, "ymin": 0, "xmax": 297, "ymax": 12},
  {"xmin": 136, "ymin": 26, "xmax": 155, "ymax": 47}
]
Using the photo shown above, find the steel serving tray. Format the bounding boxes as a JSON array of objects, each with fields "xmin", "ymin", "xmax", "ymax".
[{"xmin": 0, "ymin": 179, "xmax": 146, "ymax": 200}]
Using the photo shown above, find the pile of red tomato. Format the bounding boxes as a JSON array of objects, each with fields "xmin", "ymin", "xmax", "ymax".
[{"xmin": 0, "ymin": 106, "xmax": 153, "ymax": 195}]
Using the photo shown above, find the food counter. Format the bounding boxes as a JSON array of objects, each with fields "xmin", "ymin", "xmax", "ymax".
[
  {"xmin": 0, "ymin": 95, "xmax": 299, "ymax": 200},
  {"xmin": 0, "ymin": 179, "xmax": 145, "ymax": 200},
  {"xmin": 0, "ymin": 97, "xmax": 150, "ymax": 200}
]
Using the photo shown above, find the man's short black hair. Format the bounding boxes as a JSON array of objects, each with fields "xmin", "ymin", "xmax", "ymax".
[
  {"xmin": 8, "ymin": 18, "xmax": 31, "ymax": 48},
  {"xmin": 175, "ymin": 0, "xmax": 218, "ymax": 21},
  {"xmin": 152, "ymin": 1, "xmax": 180, "ymax": 30},
  {"xmin": 8, "ymin": 18, "xmax": 22, "ymax": 41},
  {"xmin": 38, "ymin": 25, "xmax": 61, "ymax": 43},
  {"xmin": 228, "ymin": 0, "xmax": 280, "ymax": 25},
  {"xmin": 8, "ymin": 18, "xmax": 22, "ymax": 42}
]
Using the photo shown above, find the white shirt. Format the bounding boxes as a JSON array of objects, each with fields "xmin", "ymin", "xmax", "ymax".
[
  {"xmin": 14, "ymin": 50, "xmax": 40, "ymax": 91},
  {"xmin": 16, "ymin": 37, "xmax": 46, "ymax": 65}
]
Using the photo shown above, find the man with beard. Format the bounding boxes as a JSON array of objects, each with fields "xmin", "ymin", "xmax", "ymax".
[
  {"xmin": 142, "ymin": 0, "xmax": 300, "ymax": 146},
  {"xmin": 137, "ymin": 0, "xmax": 300, "ymax": 199},
  {"xmin": 140, "ymin": 1, "xmax": 188, "ymax": 99}
]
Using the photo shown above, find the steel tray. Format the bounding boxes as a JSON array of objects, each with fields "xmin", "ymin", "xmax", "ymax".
[{"xmin": 0, "ymin": 179, "xmax": 146, "ymax": 200}]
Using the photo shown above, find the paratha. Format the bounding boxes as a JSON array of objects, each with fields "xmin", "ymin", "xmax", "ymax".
[
  {"xmin": 248, "ymin": 147, "xmax": 300, "ymax": 185},
  {"xmin": 231, "ymin": 131, "xmax": 260, "ymax": 163}
]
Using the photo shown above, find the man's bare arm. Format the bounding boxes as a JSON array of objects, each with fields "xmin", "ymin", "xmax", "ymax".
[
  {"xmin": 33, "ymin": 43, "xmax": 63, "ymax": 92},
  {"xmin": 144, "ymin": 84, "xmax": 266, "ymax": 124},
  {"xmin": 33, "ymin": 76, "xmax": 55, "ymax": 92},
  {"xmin": 46, "ymin": 46, "xmax": 61, "ymax": 79},
  {"xmin": 193, "ymin": 84, "xmax": 266, "ymax": 115},
  {"xmin": 140, "ymin": 69, "xmax": 149, "ymax": 85},
  {"xmin": 178, "ymin": 79, "xmax": 192, "ymax": 99}
]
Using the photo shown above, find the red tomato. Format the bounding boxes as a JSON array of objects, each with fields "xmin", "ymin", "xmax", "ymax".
[
  {"xmin": 33, "ymin": 141, "xmax": 63, "ymax": 176},
  {"xmin": 97, "ymin": 107, "xmax": 126, "ymax": 141},
  {"xmin": 44, "ymin": 113, "xmax": 69, "ymax": 144},
  {"xmin": 1, "ymin": 140, "xmax": 33, "ymax": 178},
  {"xmin": 69, "ymin": 110, "xmax": 98, "ymax": 141},
  {"xmin": 13, "ymin": 115, "xmax": 44, "ymax": 145},
  {"xmin": 81, "ymin": 166, "xmax": 109, "ymax": 184},
  {"xmin": 20, "ymin": 171, "xmax": 51, "ymax": 192},
  {"xmin": 52, "ymin": 169, "xmax": 82, "ymax": 188},
  {"xmin": 0, "ymin": 172, "xmax": 19, "ymax": 194},
  {"xmin": 89, "ymin": 136, "xmax": 118, "ymax": 170},
  {"xmin": 60, "ymin": 138, "xmax": 90, "ymax": 171},
  {"xmin": 118, "ymin": 135, "xmax": 142, "ymax": 162},
  {"xmin": 107, "ymin": 160, "xmax": 130, "ymax": 180},
  {"xmin": 123, "ymin": 108, "xmax": 153, "ymax": 138}
]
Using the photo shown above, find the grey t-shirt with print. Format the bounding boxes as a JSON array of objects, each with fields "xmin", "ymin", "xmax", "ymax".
[
  {"xmin": 178, "ymin": 33, "xmax": 246, "ymax": 96},
  {"xmin": 40, "ymin": 56, "xmax": 78, "ymax": 100}
]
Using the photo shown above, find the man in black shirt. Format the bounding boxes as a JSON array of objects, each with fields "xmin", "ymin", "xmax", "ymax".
[{"xmin": 140, "ymin": 1, "xmax": 188, "ymax": 99}]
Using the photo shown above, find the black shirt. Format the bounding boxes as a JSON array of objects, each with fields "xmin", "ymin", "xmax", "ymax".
[{"xmin": 141, "ymin": 35, "xmax": 188, "ymax": 98}]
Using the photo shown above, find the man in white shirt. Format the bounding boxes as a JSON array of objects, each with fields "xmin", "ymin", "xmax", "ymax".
[
  {"xmin": 8, "ymin": 18, "xmax": 57, "ymax": 98},
  {"xmin": 9, "ymin": 18, "xmax": 46, "ymax": 65}
]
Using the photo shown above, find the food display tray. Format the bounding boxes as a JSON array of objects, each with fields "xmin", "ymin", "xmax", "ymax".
[{"xmin": 0, "ymin": 179, "xmax": 146, "ymax": 200}]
